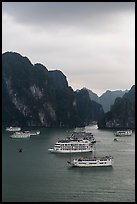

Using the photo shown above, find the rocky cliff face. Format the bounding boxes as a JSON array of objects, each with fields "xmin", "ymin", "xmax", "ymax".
[
  {"xmin": 2, "ymin": 51, "xmax": 103, "ymax": 128},
  {"xmin": 75, "ymin": 89, "xmax": 104, "ymax": 126},
  {"xmin": 97, "ymin": 85, "xmax": 135, "ymax": 129}
]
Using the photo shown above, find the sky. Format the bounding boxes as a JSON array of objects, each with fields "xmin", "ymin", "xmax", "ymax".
[{"xmin": 2, "ymin": 2, "xmax": 135, "ymax": 96}]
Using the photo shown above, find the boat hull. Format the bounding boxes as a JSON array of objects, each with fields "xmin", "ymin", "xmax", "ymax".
[
  {"xmin": 10, "ymin": 135, "xmax": 30, "ymax": 138},
  {"xmin": 115, "ymin": 134, "xmax": 132, "ymax": 136},
  {"xmin": 24, "ymin": 131, "xmax": 40, "ymax": 136},
  {"xmin": 70, "ymin": 162, "xmax": 112, "ymax": 167},
  {"xmin": 10, "ymin": 132, "xmax": 30, "ymax": 138},
  {"xmin": 48, "ymin": 148, "xmax": 93, "ymax": 153}
]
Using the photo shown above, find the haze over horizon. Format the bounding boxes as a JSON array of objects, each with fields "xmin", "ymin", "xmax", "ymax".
[{"xmin": 2, "ymin": 2, "xmax": 135, "ymax": 96}]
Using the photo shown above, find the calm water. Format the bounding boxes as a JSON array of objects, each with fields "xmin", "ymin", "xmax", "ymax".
[{"xmin": 2, "ymin": 125, "xmax": 135, "ymax": 202}]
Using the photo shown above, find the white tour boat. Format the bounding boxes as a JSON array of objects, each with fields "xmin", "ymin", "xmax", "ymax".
[
  {"xmin": 114, "ymin": 130, "xmax": 132, "ymax": 136},
  {"xmin": 6, "ymin": 126, "xmax": 21, "ymax": 132},
  {"xmin": 67, "ymin": 155, "xmax": 113, "ymax": 167},
  {"xmin": 48, "ymin": 138, "xmax": 93, "ymax": 153},
  {"xmin": 10, "ymin": 131, "xmax": 30, "ymax": 138}
]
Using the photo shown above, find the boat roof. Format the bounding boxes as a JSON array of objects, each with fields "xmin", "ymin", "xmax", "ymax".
[
  {"xmin": 116, "ymin": 129, "xmax": 132, "ymax": 132},
  {"xmin": 57, "ymin": 139, "xmax": 90, "ymax": 143},
  {"xmin": 77, "ymin": 155, "xmax": 113, "ymax": 161}
]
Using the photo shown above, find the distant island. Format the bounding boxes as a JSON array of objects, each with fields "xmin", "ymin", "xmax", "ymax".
[
  {"xmin": 97, "ymin": 85, "xmax": 135, "ymax": 129},
  {"xmin": 2, "ymin": 52, "xmax": 135, "ymax": 130},
  {"xmin": 83, "ymin": 88, "xmax": 128, "ymax": 112}
]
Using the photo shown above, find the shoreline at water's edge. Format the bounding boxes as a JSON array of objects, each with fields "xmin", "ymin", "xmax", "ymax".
[
  {"xmin": 97, "ymin": 127, "xmax": 135, "ymax": 131},
  {"xmin": 3, "ymin": 125, "xmax": 135, "ymax": 131}
]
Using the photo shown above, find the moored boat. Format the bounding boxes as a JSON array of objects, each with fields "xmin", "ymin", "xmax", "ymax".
[
  {"xmin": 114, "ymin": 130, "xmax": 132, "ymax": 136},
  {"xmin": 24, "ymin": 130, "xmax": 40, "ymax": 136},
  {"xmin": 67, "ymin": 155, "xmax": 113, "ymax": 167},
  {"xmin": 6, "ymin": 126, "xmax": 21, "ymax": 132},
  {"xmin": 10, "ymin": 131, "xmax": 30, "ymax": 138},
  {"xmin": 48, "ymin": 138, "xmax": 93, "ymax": 153}
]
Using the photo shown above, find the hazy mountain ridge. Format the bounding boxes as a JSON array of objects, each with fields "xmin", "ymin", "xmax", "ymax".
[{"xmin": 83, "ymin": 88, "xmax": 128, "ymax": 112}]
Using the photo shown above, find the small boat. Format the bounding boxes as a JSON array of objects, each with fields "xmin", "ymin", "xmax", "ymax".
[
  {"xmin": 18, "ymin": 148, "xmax": 23, "ymax": 152},
  {"xmin": 67, "ymin": 155, "xmax": 113, "ymax": 167},
  {"xmin": 6, "ymin": 126, "xmax": 21, "ymax": 132},
  {"xmin": 24, "ymin": 130, "xmax": 40, "ymax": 136},
  {"xmin": 10, "ymin": 131, "xmax": 30, "ymax": 138},
  {"xmin": 114, "ymin": 138, "xmax": 118, "ymax": 142},
  {"xmin": 114, "ymin": 130, "xmax": 132, "ymax": 136}
]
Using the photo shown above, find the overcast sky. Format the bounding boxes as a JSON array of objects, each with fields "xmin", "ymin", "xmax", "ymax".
[{"xmin": 2, "ymin": 2, "xmax": 135, "ymax": 96}]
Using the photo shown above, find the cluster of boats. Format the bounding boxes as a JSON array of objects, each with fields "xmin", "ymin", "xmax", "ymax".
[
  {"xmin": 48, "ymin": 132, "xmax": 96, "ymax": 153},
  {"xmin": 6, "ymin": 126, "xmax": 40, "ymax": 138},
  {"xmin": 48, "ymin": 131, "xmax": 114, "ymax": 168},
  {"xmin": 7, "ymin": 127, "xmax": 132, "ymax": 167}
]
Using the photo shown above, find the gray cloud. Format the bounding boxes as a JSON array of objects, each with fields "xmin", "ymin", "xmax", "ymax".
[
  {"xmin": 2, "ymin": 2, "xmax": 135, "ymax": 34},
  {"xmin": 2, "ymin": 2, "xmax": 134, "ymax": 23},
  {"xmin": 2, "ymin": 2, "xmax": 135, "ymax": 96}
]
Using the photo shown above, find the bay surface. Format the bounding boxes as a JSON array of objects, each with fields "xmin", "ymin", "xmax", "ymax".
[{"xmin": 2, "ymin": 125, "xmax": 135, "ymax": 202}]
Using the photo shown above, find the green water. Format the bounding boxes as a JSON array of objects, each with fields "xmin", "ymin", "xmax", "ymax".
[{"xmin": 2, "ymin": 125, "xmax": 135, "ymax": 202}]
